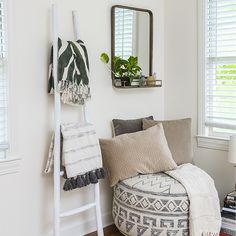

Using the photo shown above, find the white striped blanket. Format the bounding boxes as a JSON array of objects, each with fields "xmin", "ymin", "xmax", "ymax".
[{"xmin": 44, "ymin": 122, "xmax": 105, "ymax": 191}]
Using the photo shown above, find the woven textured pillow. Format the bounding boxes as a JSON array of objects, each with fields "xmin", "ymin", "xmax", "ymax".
[
  {"xmin": 142, "ymin": 118, "xmax": 193, "ymax": 165},
  {"xmin": 112, "ymin": 116, "xmax": 153, "ymax": 136},
  {"xmin": 100, "ymin": 124, "xmax": 177, "ymax": 186}
]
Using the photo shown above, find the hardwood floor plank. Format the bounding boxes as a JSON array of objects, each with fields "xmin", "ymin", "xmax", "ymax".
[{"xmin": 85, "ymin": 224, "xmax": 123, "ymax": 236}]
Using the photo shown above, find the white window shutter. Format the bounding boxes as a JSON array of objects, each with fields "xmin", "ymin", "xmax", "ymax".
[
  {"xmin": 205, "ymin": 0, "xmax": 236, "ymax": 137},
  {"xmin": 0, "ymin": 0, "xmax": 8, "ymax": 158},
  {"xmin": 114, "ymin": 8, "xmax": 135, "ymax": 59}
]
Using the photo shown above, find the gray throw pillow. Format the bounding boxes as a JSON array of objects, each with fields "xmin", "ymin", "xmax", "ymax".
[
  {"xmin": 112, "ymin": 116, "xmax": 153, "ymax": 136},
  {"xmin": 142, "ymin": 118, "xmax": 193, "ymax": 165}
]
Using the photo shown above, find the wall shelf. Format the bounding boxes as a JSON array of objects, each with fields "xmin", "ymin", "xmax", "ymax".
[{"xmin": 113, "ymin": 80, "xmax": 162, "ymax": 89}]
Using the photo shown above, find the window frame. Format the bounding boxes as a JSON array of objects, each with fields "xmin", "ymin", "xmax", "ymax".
[
  {"xmin": 197, "ymin": 0, "xmax": 236, "ymax": 150},
  {"xmin": 0, "ymin": 0, "xmax": 10, "ymax": 159},
  {"xmin": 0, "ymin": 0, "xmax": 21, "ymax": 174}
]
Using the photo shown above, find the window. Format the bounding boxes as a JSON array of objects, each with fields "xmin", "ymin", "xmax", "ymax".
[
  {"xmin": 0, "ymin": 0, "xmax": 8, "ymax": 158},
  {"xmin": 199, "ymin": 0, "xmax": 236, "ymax": 139},
  {"xmin": 114, "ymin": 8, "xmax": 136, "ymax": 59},
  {"xmin": 0, "ymin": 1, "xmax": 20, "ymax": 175}
]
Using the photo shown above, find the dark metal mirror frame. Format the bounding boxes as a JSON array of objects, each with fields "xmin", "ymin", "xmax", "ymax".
[{"xmin": 111, "ymin": 5, "xmax": 153, "ymax": 81}]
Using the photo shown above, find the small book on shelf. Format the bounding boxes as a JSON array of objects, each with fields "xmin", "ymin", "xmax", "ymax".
[
  {"xmin": 221, "ymin": 191, "xmax": 236, "ymax": 236},
  {"xmin": 224, "ymin": 190, "xmax": 236, "ymax": 210},
  {"xmin": 222, "ymin": 207, "xmax": 236, "ymax": 214},
  {"xmin": 220, "ymin": 233, "xmax": 231, "ymax": 236},
  {"xmin": 226, "ymin": 191, "xmax": 236, "ymax": 201},
  {"xmin": 222, "ymin": 209, "xmax": 236, "ymax": 220}
]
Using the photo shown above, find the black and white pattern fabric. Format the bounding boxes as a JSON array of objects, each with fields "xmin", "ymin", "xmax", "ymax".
[
  {"xmin": 61, "ymin": 123, "xmax": 103, "ymax": 179},
  {"xmin": 48, "ymin": 38, "xmax": 91, "ymax": 105},
  {"xmin": 113, "ymin": 173, "xmax": 189, "ymax": 236},
  {"xmin": 44, "ymin": 123, "xmax": 106, "ymax": 191}
]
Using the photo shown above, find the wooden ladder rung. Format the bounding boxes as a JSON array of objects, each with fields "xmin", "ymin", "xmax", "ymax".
[{"xmin": 60, "ymin": 202, "xmax": 96, "ymax": 218}]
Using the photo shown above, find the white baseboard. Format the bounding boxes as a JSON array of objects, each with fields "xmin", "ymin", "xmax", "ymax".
[{"xmin": 56, "ymin": 211, "xmax": 113, "ymax": 236}]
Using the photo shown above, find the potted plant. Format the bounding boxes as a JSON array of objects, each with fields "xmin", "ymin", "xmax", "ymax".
[{"xmin": 100, "ymin": 53, "xmax": 142, "ymax": 86}]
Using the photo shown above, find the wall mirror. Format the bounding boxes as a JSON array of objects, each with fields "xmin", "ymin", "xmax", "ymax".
[{"xmin": 111, "ymin": 5, "xmax": 153, "ymax": 83}]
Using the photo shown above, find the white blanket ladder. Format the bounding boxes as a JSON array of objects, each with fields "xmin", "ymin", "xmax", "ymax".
[{"xmin": 52, "ymin": 5, "xmax": 104, "ymax": 236}]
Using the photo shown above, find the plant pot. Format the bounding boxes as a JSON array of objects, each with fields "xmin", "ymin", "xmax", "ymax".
[{"xmin": 115, "ymin": 77, "xmax": 131, "ymax": 87}]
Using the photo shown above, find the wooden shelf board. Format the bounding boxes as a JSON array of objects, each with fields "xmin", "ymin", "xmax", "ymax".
[
  {"xmin": 112, "ymin": 79, "xmax": 162, "ymax": 89},
  {"xmin": 114, "ymin": 84, "xmax": 162, "ymax": 89}
]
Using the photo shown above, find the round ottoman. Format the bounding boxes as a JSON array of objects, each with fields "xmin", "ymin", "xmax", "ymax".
[{"xmin": 112, "ymin": 173, "xmax": 189, "ymax": 236}]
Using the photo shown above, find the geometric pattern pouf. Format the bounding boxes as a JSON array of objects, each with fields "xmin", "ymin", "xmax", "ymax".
[{"xmin": 113, "ymin": 173, "xmax": 189, "ymax": 236}]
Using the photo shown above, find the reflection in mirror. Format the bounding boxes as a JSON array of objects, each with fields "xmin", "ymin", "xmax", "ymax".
[{"xmin": 112, "ymin": 6, "xmax": 153, "ymax": 77}]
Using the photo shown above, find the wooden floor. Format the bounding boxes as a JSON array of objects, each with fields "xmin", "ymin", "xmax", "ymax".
[{"xmin": 85, "ymin": 224, "xmax": 123, "ymax": 236}]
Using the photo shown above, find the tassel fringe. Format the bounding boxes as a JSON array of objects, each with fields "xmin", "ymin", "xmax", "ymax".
[
  {"xmin": 63, "ymin": 168, "xmax": 106, "ymax": 191},
  {"xmin": 57, "ymin": 80, "xmax": 91, "ymax": 106}
]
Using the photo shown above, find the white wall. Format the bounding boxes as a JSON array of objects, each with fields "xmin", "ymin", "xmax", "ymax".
[
  {"xmin": 164, "ymin": 0, "xmax": 235, "ymax": 202},
  {"xmin": 0, "ymin": 0, "xmax": 165, "ymax": 235},
  {"xmin": 1, "ymin": 1, "xmax": 233, "ymax": 235}
]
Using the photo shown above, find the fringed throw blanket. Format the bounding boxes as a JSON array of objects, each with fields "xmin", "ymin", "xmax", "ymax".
[
  {"xmin": 166, "ymin": 163, "xmax": 221, "ymax": 236},
  {"xmin": 48, "ymin": 38, "xmax": 91, "ymax": 105},
  {"xmin": 44, "ymin": 123, "xmax": 105, "ymax": 191}
]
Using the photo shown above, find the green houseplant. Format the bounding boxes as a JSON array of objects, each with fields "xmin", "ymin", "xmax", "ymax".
[{"xmin": 100, "ymin": 53, "xmax": 142, "ymax": 86}]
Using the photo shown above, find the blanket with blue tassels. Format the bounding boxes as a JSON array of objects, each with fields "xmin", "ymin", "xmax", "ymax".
[{"xmin": 44, "ymin": 123, "xmax": 106, "ymax": 191}]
